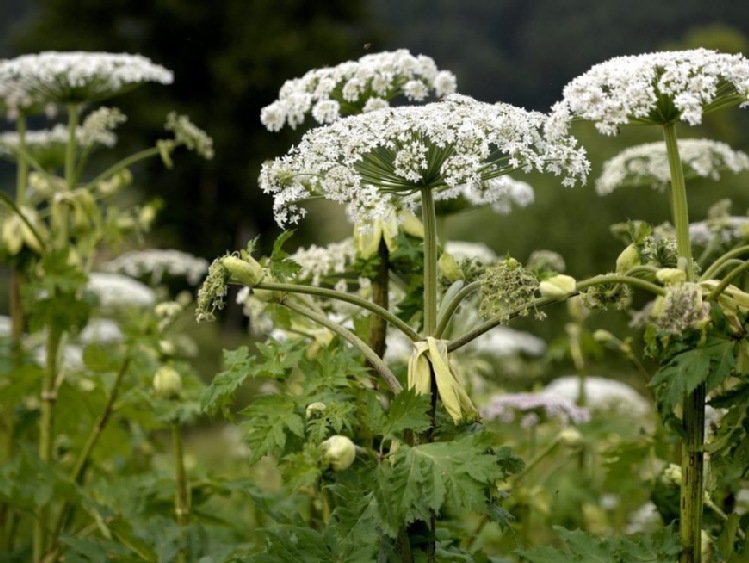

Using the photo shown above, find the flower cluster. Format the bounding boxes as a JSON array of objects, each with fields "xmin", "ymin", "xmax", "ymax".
[
  {"xmin": 481, "ymin": 392, "xmax": 590, "ymax": 427},
  {"xmin": 596, "ymin": 139, "xmax": 749, "ymax": 194},
  {"xmin": 462, "ymin": 176, "xmax": 535, "ymax": 214},
  {"xmin": 0, "ymin": 51, "xmax": 173, "ymax": 113},
  {"xmin": 260, "ymin": 94, "xmax": 588, "ymax": 227},
  {"xmin": 79, "ymin": 107, "xmax": 126, "ymax": 146},
  {"xmin": 102, "ymin": 249, "xmax": 210, "ymax": 286},
  {"xmin": 541, "ymin": 376, "xmax": 651, "ymax": 417},
  {"xmin": 86, "ymin": 272, "xmax": 155, "ymax": 308},
  {"xmin": 690, "ymin": 216, "xmax": 749, "ymax": 246},
  {"xmin": 444, "ymin": 241, "xmax": 498, "ymax": 265},
  {"xmin": 479, "ymin": 258, "xmax": 540, "ymax": 322},
  {"xmin": 551, "ymin": 49, "xmax": 749, "ymax": 135},
  {"xmin": 165, "ymin": 112, "xmax": 214, "ymax": 160},
  {"xmin": 634, "ymin": 282, "xmax": 710, "ymax": 335},
  {"xmin": 286, "ymin": 238, "xmax": 357, "ymax": 285},
  {"xmin": 260, "ymin": 49, "xmax": 457, "ymax": 131}
]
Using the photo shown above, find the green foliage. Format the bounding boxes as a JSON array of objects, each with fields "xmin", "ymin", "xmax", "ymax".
[
  {"xmin": 517, "ymin": 525, "xmax": 681, "ymax": 562},
  {"xmin": 268, "ymin": 230, "xmax": 302, "ymax": 281}
]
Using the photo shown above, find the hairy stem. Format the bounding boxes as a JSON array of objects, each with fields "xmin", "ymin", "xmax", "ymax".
[
  {"xmin": 281, "ymin": 299, "xmax": 403, "ymax": 393},
  {"xmin": 85, "ymin": 146, "xmax": 161, "ymax": 189},
  {"xmin": 664, "ymin": 122, "xmax": 703, "ymax": 563},
  {"xmin": 255, "ymin": 280, "xmax": 421, "ymax": 342},
  {"xmin": 701, "ymin": 244, "xmax": 749, "ymax": 281},
  {"xmin": 421, "ymin": 187, "xmax": 438, "ymax": 336},
  {"xmin": 434, "ymin": 280, "xmax": 481, "ymax": 338},
  {"xmin": 59, "ymin": 104, "xmax": 79, "ymax": 246},
  {"xmin": 367, "ymin": 239, "xmax": 390, "ymax": 361}
]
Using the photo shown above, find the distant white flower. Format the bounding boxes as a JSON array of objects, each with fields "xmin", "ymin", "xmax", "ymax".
[
  {"xmin": 33, "ymin": 344, "xmax": 84, "ymax": 372},
  {"xmin": 165, "ymin": 113, "xmax": 214, "ymax": 160},
  {"xmin": 286, "ymin": 238, "xmax": 357, "ymax": 286},
  {"xmin": 596, "ymin": 139, "xmax": 749, "ymax": 194},
  {"xmin": 261, "ymin": 49, "xmax": 458, "ymax": 131},
  {"xmin": 0, "ymin": 123, "xmax": 116, "ymax": 154},
  {"xmin": 445, "ymin": 241, "xmax": 498, "ymax": 264},
  {"xmin": 80, "ymin": 318, "xmax": 123, "ymax": 344},
  {"xmin": 735, "ymin": 489, "xmax": 749, "ymax": 516},
  {"xmin": 481, "ymin": 391, "xmax": 590, "ymax": 426},
  {"xmin": 625, "ymin": 502, "xmax": 663, "ymax": 534},
  {"xmin": 470, "ymin": 326, "xmax": 547, "ymax": 357},
  {"xmin": 690, "ymin": 216, "xmax": 749, "ymax": 246},
  {"xmin": 260, "ymin": 94, "xmax": 588, "ymax": 227},
  {"xmin": 552, "ymin": 49, "xmax": 749, "ymax": 136},
  {"xmin": 541, "ymin": 376, "xmax": 651, "ymax": 418},
  {"xmin": 462, "ymin": 176, "xmax": 535, "ymax": 214},
  {"xmin": 0, "ymin": 51, "xmax": 173, "ymax": 111},
  {"xmin": 0, "ymin": 315, "xmax": 11, "ymax": 337},
  {"xmin": 87, "ymin": 272, "xmax": 155, "ymax": 307},
  {"xmin": 102, "ymin": 249, "xmax": 209, "ymax": 285}
]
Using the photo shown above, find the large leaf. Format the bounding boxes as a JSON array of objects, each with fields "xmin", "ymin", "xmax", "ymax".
[{"xmin": 239, "ymin": 395, "xmax": 305, "ymax": 463}]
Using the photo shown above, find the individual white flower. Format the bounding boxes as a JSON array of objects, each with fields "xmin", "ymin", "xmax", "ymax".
[
  {"xmin": 551, "ymin": 49, "xmax": 749, "ymax": 136},
  {"xmin": 625, "ymin": 502, "xmax": 663, "ymax": 534},
  {"xmin": 80, "ymin": 318, "xmax": 123, "ymax": 344},
  {"xmin": 540, "ymin": 376, "xmax": 651, "ymax": 418},
  {"xmin": 0, "ymin": 51, "xmax": 173, "ymax": 111},
  {"xmin": 596, "ymin": 139, "xmax": 749, "ymax": 194},
  {"xmin": 86, "ymin": 272, "xmax": 155, "ymax": 308},
  {"xmin": 0, "ymin": 315, "xmax": 11, "ymax": 338},
  {"xmin": 260, "ymin": 94, "xmax": 588, "ymax": 227},
  {"xmin": 102, "ymin": 249, "xmax": 210, "ymax": 285},
  {"xmin": 260, "ymin": 49, "xmax": 458, "ymax": 130},
  {"xmin": 445, "ymin": 241, "xmax": 498, "ymax": 264},
  {"xmin": 481, "ymin": 391, "xmax": 590, "ymax": 426}
]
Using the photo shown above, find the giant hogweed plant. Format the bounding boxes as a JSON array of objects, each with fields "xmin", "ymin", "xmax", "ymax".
[
  {"xmin": 0, "ymin": 52, "xmax": 213, "ymax": 561},
  {"xmin": 194, "ymin": 50, "xmax": 739, "ymax": 561}
]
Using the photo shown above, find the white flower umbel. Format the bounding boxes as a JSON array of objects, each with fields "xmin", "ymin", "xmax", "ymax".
[
  {"xmin": 481, "ymin": 392, "xmax": 590, "ymax": 427},
  {"xmin": 541, "ymin": 376, "xmax": 651, "ymax": 418},
  {"xmin": 690, "ymin": 216, "xmax": 749, "ymax": 246},
  {"xmin": 86, "ymin": 272, "xmax": 155, "ymax": 308},
  {"xmin": 261, "ymin": 49, "xmax": 457, "ymax": 131},
  {"xmin": 445, "ymin": 241, "xmax": 498, "ymax": 264},
  {"xmin": 461, "ymin": 175, "xmax": 535, "ymax": 214},
  {"xmin": 80, "ymin": 318, "xmax": 123, "ymax": 344},
  {"xmin": 286, "ymin": 238, "xmax": 357, "ymax": 285},
  {"xmin": 551, "ymin": 49, "xmax": 749, "ymax": 136},
  {"xmin": 102, "ymin": 249, "xmax": 210, "ymax": 286},
  {"xmin": 0, "ymin": 51, "xmax": 173, "ymax": 110},
  {"xmin": 0, "ymin": 124, "xmax": 116, "ymax": 153},
  {"xmin": 596, "ymin": 139, "xmax": 749, "ymax": 194},
  {"xmin": 260, "ymin": 94, "xmax": 589, "ymax": 227}
]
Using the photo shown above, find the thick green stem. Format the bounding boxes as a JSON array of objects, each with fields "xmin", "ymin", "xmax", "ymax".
[
  {"xmin": 173, "ymin": 423, "xmax": 189, "ymax": 563},
  {"xmin": 701, "ymin": 245, "xmax": 749, "ymax": 281},
  {"xmin": 434, "ymin": 280, "xmax": 481, "ymax": 338},
  {"xmin": 664, "ymin": 122, "xmax": 703, "ymax": 563},
  {"xmin": 707, "ymin": 260, "xmax": 749, "ymax": 300},
  {"xmin": 281, "ymin": 299, "xmax": 403, "ymax": 393},
  {"xmin": 59, "ymin": 104, "xmax": 79, "ymax": 246},
  {"xmin": 367, "ymin": 239, "xmax": 390, "ymax": 362},
  {"xmin": 33, "ymin": 328, "xmax": 61, "ymax": 562},
  {"xmin": 255, "ymin": 281, "xmax": 421, "ymax": 342},
  {"xmin": 421, "ymin": 188, "xmax": 438, "ymax": 336}
]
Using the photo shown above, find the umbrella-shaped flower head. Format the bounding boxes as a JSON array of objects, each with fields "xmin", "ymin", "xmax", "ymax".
[
  {"xmin": 260, "ymin": 94, "xmax": 589, "ymax": 227},
  {"xmin": 551, "ymin": 49, "xmax": 749, "ymax": 135}
]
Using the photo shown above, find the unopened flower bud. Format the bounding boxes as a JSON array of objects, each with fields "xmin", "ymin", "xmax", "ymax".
[
  {"xmin": 305, "ymin": 402, "xmax": 326, "ymax": 419},
  {"xmin": 656, "ymin": 268, "xmax": 686, "ymax": 285},
  {"xmin": 399, "ymin": 211, "xmax": 424, "ymax": 238},
  {"xmin": 539, "ymin": 274, "xmax": 577, "ymax": 299},
  {"xmin": 558, "ymin": 427, "xmax": 583, "ymax": 447},
  {"xmin": 153, "ymin": 366, "xmax": 182, "ymax": 399},
  {"xmin": 439, "ymin": 253, "xmax": 465, "ymax": 282},
  {"xmin": 222, "ymin": 255, "xmax": 264, "ymax": 287},
  {"xmin": 322, "ymin": 435, "xmax": 356, "ymax": 472},
  {"xmin": 616, "ymin": 244, "xmax": 640, "ymax": 273},
  {"xmin": 593, "ymin": 329, "xmax": 615, "ymax": 344}
]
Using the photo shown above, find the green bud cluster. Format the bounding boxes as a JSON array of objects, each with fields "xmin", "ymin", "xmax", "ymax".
[{"xmin": 478, "ymin": 258, "xmax": 540, "ymax": 323}]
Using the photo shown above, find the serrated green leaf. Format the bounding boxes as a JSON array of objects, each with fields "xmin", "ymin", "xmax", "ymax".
[
  {"xmin": 329, "ymin": 485, "xmax": 382, "ymax": 563},
  {"xmin": 240, "ymin": 395, "xmax": 305, "ymax": 463},
  {"xmin": 374, "ymin": 432, "xmax": 514, "ymax": 533},
  {"xmin": 555, "ymin": 528, "xmax": 613, "ymax": 562},
  {"xmin": 248, "ymin": 525, "xmax": 336, "ymax": 562},
  {"xmin": 200, "ymin": 346, "xmax": 253, "ymax": 419},
  {"xmin": 82, "ymin": 342, "xmax": 125, "ymax": 373},
  {"xmin": 269, "ymin": 230, "xmax": 302, "ymax": 281},
  {"xmin": 382, "ymin": 389, "xmax": 432, "ymax": 439},
  {"xmin": 650, "ymin": 336, "xmax": 736, "ymax": 416}
]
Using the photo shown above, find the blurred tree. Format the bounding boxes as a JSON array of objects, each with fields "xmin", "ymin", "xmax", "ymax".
[{"xmin": 16, "ymin": 0, "xmax": 376, "ymax": 258}]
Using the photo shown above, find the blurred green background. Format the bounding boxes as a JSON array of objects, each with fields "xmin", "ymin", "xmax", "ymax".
[{"xmin": 2, "ymin": 0, "xmax": 749, "ymax": 370}]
